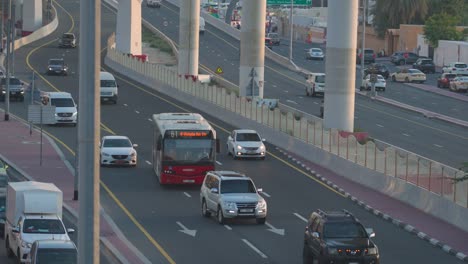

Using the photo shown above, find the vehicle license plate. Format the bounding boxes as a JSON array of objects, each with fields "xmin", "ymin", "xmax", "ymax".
[
  {"xmin": 183, "ymin": 179, "xmax": 195, "ymax": 183},
  {"xmin": 103, "ymin": 98, "xmax": 109, "ymax": 101},
  {"xmin": 248, "ymin": 151, "xmax": 256, "ymax": 154},
  {"xmin": 55, "ymin": 70, "xmax": 61, "ymax": 73},
  {"xmin": 116, "ymin": 160, "xmax": 125, "ymax": 164},
  {"xmin": 348, "ymin": 262, "xmax": 358, "ymax": 264},
  {"xmin": 240, "ymin": 209, "xmax": 253, "ymax": 213}
]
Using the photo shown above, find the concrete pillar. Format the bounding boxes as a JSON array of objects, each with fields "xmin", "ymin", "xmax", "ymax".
[
  {"xmin": 239, "ymin": 0, "xmax": 265, "ymax": 98},
  {"xmin": 14, "ymin": 0, "xmax": 22, "ymax": 28},
  {"xmin": 22, "ymin": 0, "xmax": 41, "ymax": 33},
  {"xmin": 178, "ymin": 0, "xmax": 200, "ymax": 76},
  {"xmin": 116, "ymin": 0, "xmax": 142, "ymax": 54},
  {"xmin": 323, "ymin": 0, "xmax": 358, "ymax": 132}
]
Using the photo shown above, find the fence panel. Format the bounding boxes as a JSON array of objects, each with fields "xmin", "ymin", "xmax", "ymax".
[
  {"xmin": 347, "ymin": 135, "xmax": 358, "ymax": 163},
  {"xmin": 329, "ymin": 129, "xmax": 339, "ymax": 155},
  {"xmin": 395, "ymin": 150, "xmax": 408, "ymax": 181},
  {"xmin": 418, "ymin": 159, "xmax": 431, "ymax": 191},
  {"xmin": 384, "ymin": 147, "xmax": 397, "ymax": 177},
  {"xmin": 430, "ymin": 163, "xmax": 443, "ymax": 195},
  {"xmin": 365, "ymin": 140, "xmax": 376, "ymax": 169},
  {"xmin": 406, "ymin": 153, "xmax": 420, "ymax": 185},
  {"xmin": 454, "ymin": 171, "xmax": 467, "ymax": 207}
]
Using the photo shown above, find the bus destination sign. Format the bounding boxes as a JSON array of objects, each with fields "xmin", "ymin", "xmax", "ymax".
[{"xmin": 165, "ymin": 130, "xmax": 212, "ymax": 139}]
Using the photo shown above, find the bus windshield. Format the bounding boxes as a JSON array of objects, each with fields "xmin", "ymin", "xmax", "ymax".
[{"xmin": 163, "ymin": 139, "xmax": 214, "ymax": 163}]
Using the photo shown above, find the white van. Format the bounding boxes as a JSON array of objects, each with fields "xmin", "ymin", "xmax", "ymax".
[
  {"xmin": 100, "ymin": 71, "xmax": 118, "ymax": 104},
  {"xmin": 199, "ymin": 17, "xmax": 205, "ymax": 35},
  {"xmin": 41, "ymin": 92, "xmax": 77, "ymax": 126},
  {"xmin": 305, "ymin": 73, "xmax": 325, "ymax": 97}
]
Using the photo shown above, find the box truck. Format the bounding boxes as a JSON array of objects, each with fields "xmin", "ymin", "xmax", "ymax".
[
  {"xmin": 4, "ymin": 181, "xmax": 74, "ymax": 263},
  {"xmin": 200, "ymin": 17, "xmax": 205, "ymax": 35}
]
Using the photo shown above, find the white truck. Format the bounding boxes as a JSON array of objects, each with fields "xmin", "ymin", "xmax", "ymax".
[
  {"xmin": 199, "ymin": 17, "xmax": 205, "ymax": 35},
  {"xmin": 4, "ymin": 181, "xmax": 74, "ymax": 263}
]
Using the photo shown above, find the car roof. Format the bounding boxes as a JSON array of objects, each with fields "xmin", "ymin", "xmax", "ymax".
[
  {"xmin": 234, "ymin": 129, "xmax": 258, "ymax": 134},
  {"xmin": 45, "ymin": 92, "xmax": 72, "ymax": 98},
  {"xmin": 103, "ymin": 135, "xmax": 130, "ymax": 140},
  {"xmin": 34, "ymin": 240, "xmax": 77, "ymax": 249},
  {"xmin": 312, "ymin": 211, "xmax": 358, "ymax": 223},
  {"xmin": 100, "ymin": 71, "xmax": 115, "ymax": 79},
  {"xmin": 209, "ymin": 171, "xmax": 251, "ymax": 180}
]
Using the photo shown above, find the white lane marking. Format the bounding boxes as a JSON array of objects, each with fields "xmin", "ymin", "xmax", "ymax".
[
  {"xmin": 294, "ymin": 213, "xmax": 308, "ymax": 223},
  {"xmin": 265, "ymin": 222, "xmax": 285, "ymax": 236},
  {"xmin": 261, "ymin": 191, "xmax": 271, "ymax": 198},
  {"xmin": 145, "ymin": 160, "xmax": 152, "ymax": 165},
  {"xmin": 434, "ymin": 144, "xmax": 443, "ymax": 148},
  {"xmin": 286, "ymin": 100, "xmax": 298, "ymax": 105},
  {"xmin": 224, "ymin": 225, "xmax": 232, "ymax": 230},
  {"xmin": 298, "ymin": 96, "xmax": 303, "ymax": 99},
  {"xmin": 272, "ymin": 84, "xmax": 277, "ymax": 88},
  {"xmin": 216, "ymin": 160, "xmax": 222, "ymax": 165},
  {"xmin": 217, "ymin": 54, "xmax": 221, "ymax": 57},
  {"xmin": 242, "ymin": 239, "xmax": 268, "ymax": 259},
  {"xmin": 123, "ymin": 103, "xmax": 128, "ymax": 107},
  {"xmin": 284, "ymin": 90, "xmax": 289, "ymax": 93},
  {"xmin": 148, "ymin": 118, "xmax": 152, "ymax": 122},
  {"xmin": 223, "ymin": 59, "xmax": 227, "ymax": 61},
  {"xmin": 402, "ymin": 133, "xmax": 410, "ymax": 137},
  {"xmin": 376, "ymin": 124, "xmax": 384, "ymax": 128},
  {"xmin": 231, "ymin": 63, "xmax": 235, "ymax": 66},
  {"xmin": 176, "ymin": 221, "xmax": 197, "ymax": 237},
  {"xmin": 313, "ymin": 102, "xmax": 318, "ymax": 105},
  {"xmin": 431, "ymin": 102, "xmax": 437, "ymax": 105},
  {"xmin": 451, "ymin": 108, "xmax": 458, "ymax": 111},
  {"xmin": 411, "ymin": 97, "xmax": 417, "ymax": 99},
  {"xmin": 135, "ymin": 110, "xmax": 140, "ymax": 114},
  {"xmin": 183, "ymin": 192, "xmax": 191, "ymax": 198}
]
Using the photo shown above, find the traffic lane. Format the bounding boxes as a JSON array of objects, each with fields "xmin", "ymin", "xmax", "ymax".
[{"xmin": 100, "ymin": 67, "xmax": 462, "ymax": 264}]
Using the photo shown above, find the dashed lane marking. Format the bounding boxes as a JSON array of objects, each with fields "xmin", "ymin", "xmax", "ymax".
[
  {"xmin": 183, "ymin": 192, "xmax": 191, "ymax": 198},
  {"xmin": 434, "ymin": 144, "xmax": 443, "ymax": 148},
  {"xmin": 402, "ymin": 133, "xmax": 410, "ymax": 137},
  {"xmin": 242, "ymin": 239, "xmax": 267, "ymax": 259},
  {"xmin": 145, "ymin": 160, "xmax": 152, "ymax": 165},
  {"xmin": 224, "ymin": 225, "xmax": 232, "ymax": 230},
  {"xmin": 293, "ymin": 213, "xmax": 308, "ymax": 223},
  {"xmin": 135, "ymin": 110, "xmax": 140, "ymax": 114},
  {"xmin": 216, "ymin": 160, "xmax": 222, "ymax": 165},
  {"xmin": 376, "ymin": 124, "xmax": 384, "ymax": 128}
]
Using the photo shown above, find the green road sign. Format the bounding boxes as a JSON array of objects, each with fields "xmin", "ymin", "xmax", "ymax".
[{"xmin": 267, "ymin": 0, "xmax": 311, "ymax": 5}]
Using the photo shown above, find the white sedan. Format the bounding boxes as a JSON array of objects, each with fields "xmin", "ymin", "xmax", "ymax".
[
  {"xmin": 391, "ymin": 68, "xmax": 426, "ymax": 83},
  {"xmin": 360, "ymin": 74, "xmax": 386, "ymax": 91},
  {"xmin": 305, "ymin": 48, "xmax": 325, "ymax": 60},
  {"xmin": 227, "ymin": 129, "xmax": 266, "ymax": 160},
  {"xmin": 100, "ymin": 135, "xmax": 138, "ymax": 166},
  {"xmin": 450, "ymin": 76, "xmax": 468, "ymax": 92}
]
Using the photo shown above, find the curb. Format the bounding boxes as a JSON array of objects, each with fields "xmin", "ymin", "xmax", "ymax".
[{"xmin": 275, "ymin": 146, "xmax": 468, "ymax": 262}]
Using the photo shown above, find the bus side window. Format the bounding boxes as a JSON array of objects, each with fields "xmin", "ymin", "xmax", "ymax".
[{"xmin": 156, "ymin": 136, "xmax": 162, "ymax": 150}]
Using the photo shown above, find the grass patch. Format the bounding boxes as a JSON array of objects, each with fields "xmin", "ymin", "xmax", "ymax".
[{"xmin": 142, "ymin": 26, "xmax": 174, "ymax": 55}]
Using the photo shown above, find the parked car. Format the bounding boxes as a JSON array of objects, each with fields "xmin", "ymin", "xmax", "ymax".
[
  {"xmin": 100, "ymin": 135, "xmax": 138, "ymax": 166},
  {"xmin": 146, "ymin": 0, "xmax": 161, "ymax": 7},
  {"xmin": 442, "ymin": 62, "xmax": 468, "ymax": 75},
  {"xmin": 303, "ymin": 209, "xmax": 380, "ymax": 264},
  {"xmin": 58, "ymin": 32, "xmax": 76, "ymax": 48},
  {"xmin": 413, "ymin": 58, "xmax": 435, "ymax": 73},
  {"xmin": 47, "ymin": 58, "xmax": 69, "ymax": 76},
  {"xmin": 266, "ymin": 33, "xmax": 280, "ymax": 45},
  {"xmin": 227, "ymin": 129, "xmax": 266, "ymax": 160},
  {"xmin": 360, "ymin": 74, "xmax": 386, "ymax": 91},
  {"xmin": 200, "ymin": 171, "xmax": 267, "ymax": 224},
  {"xmin": 363, "ymin": 63, "xmax": 389, "ymax": 79},
  {"xmin": 390, "ymin": 51, "xmax": 419, "ymax": 65},
  {"xmin": 356, "ymin": 48, "xmax": 375, "ymax": 64},
  {"xmin": 305, "ymin": 48, "xmax": 324, "ymax": 60},
  {"xmin": 28, "ymin": 240, "xmax": 77, "ymax": 264},
  {"xmin": 437, "ymin": 73, "xmax": 458, "ymax": 88},
  {"xmin": 0, "ymin": 76, "xmax": 25, "ymax": 102},
  {"xmin": 449, "ymin": 76, "xmax": 468, "ymax": 92},
  {"xmin": 391, "ymin": 68, "xmax": 426, "ymax": 83}
]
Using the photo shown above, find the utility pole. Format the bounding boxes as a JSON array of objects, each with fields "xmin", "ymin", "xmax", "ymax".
[
  {"xmin": 360, "ymin": 0, "xmax": 366, "ymax": 80},
  {"xmin": 78, "ymin": 0, "xmax": 101, "ymax": 262},
  {"xmin": 1, "ymin": 0, "xmax": 4, "ymax": 52},
  {"xmin": 11, "ymin": 2, "xmax": 14, "ymax": 75},
  {"xmin": 289, "ymin": 0, "xmax": 293, "ymax": 62},
  {"xmin": 4, "ymin": 0, "xmax": 11, "ymax": 121}
]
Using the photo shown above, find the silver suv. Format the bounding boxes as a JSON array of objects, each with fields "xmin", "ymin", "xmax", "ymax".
[{"xmin": 200, "ymin": 171, "xmax": 267, "ymax": 224}]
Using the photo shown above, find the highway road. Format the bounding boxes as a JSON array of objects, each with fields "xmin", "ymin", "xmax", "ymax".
[
  {"xmin": 1, "ymin": 0, "xmax": 465, "ymax": 263},
  {"xmin": 139, "ymin": 2, "xmax": 468, "ymax": 169}
]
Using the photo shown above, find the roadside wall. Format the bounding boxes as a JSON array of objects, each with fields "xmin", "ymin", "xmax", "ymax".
[{"xmin": 434, "ymin": 40, "xmax": 468, "ymax": 67}]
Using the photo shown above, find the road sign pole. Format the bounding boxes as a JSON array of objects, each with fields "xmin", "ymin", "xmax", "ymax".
[
  {"xmin": 360, "ymin": 0, "xmax": 366, "ymax": 79},
  {"xmin": 40, "ymin": 105, "xmax": 43, "ymax": 166},
  {"xmin": 289, "ymin": 0, "xmax": 293, "ymax": 62}
]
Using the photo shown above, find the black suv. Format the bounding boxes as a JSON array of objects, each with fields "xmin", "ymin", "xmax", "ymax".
[
  {"xmin": 391, "ymin": 51, "xmax": 419, "ymax": 65},
  {"xmin": 413, "ymin": 58, "xmax": 436, "ymax": 73},
  {"xmin": 303, "ymin": 209, "xmax": 380, "ymax": 264},
  {"xmin": 0, "ymin": 77, "xmax": 25, "ymax": 102},
  {"xmin": 47, "ymin": 58, "xmax": 69, "ymax": 76}
]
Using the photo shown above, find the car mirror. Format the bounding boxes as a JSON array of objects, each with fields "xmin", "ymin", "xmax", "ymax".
[
  {"xmin": 12, "ymin": 227, "xmax": 19, "ymax": 233},
  {"xmin": 312, "ymin": 232, "xmax": 320, "ymax": 238},
  {"xmin": 257, "ymin": 188, "xmax": 263, "ymax": 192},
  {"xmin": 5, "ymin": 165, "xmax": 8, "ymax": 169},
  {"xmin": 366, "ymin": 228, "xmax": 375, "ymax": 238},
  {"xmin": 210, "ymin": 188, "xmax": 218, "ymax": 194},
  {"xmin": 133, "ymin": 144, "xmax": 138, "ymax": 148},
  {"xmin": 262, "ymin": 138, "xmax": 266, "ymax": 142},
  {"xmin": 67, "ymin": 228, "xmax": 75, "ymax": 234}
]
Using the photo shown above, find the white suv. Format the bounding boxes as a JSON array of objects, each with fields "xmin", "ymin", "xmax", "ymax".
[
  {"xmin": 200, "ymin": 171, "xmax": 267, "ymax": 224},
  {"xmin": 442, "ymin": 62, "xmax": 468, "ymax": 75},
  {"xmin": 305, "ymin": 73, "xmax": 325, "ymax": 97}
]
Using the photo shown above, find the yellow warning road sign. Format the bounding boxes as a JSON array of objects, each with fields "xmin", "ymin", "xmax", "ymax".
[{"xmin": 216, "ymin": 67, "xmax": 223, "ymax": 74}]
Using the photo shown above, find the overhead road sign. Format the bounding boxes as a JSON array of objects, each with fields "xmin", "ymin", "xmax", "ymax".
[{"xmin": 267, "ymin": 0, "xmax": 311, "ymax": 6}]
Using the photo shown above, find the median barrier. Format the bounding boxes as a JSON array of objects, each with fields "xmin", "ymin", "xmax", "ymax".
[{"xmin": 105, "ymin": 35, "xmax": 468, "ymax": 233}]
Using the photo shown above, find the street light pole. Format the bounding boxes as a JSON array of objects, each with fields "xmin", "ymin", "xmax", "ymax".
[
  {"xmin": 289, "ymin": 0, "xmax": 293, "ymax": 62},
  {"xmin": 11, "ymin": 2, "xmax": 14, "ymax": 75},
  {"xmin": 360, "ymin": 0, "xmax": 366, "ymax": 79},
  {"xmin": 4, "ymin": 0, "xmax": 11, "ymax": 121}
]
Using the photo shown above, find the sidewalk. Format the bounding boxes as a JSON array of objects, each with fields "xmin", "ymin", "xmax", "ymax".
[{"xmin": 0, "ymin": 109, "xmax": 150, "ymax": 264}]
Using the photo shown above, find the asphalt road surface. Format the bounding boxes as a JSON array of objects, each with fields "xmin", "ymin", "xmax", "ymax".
[{"xmin": 1, "ymin": 0, "xmax": 465, "ymax": 263}]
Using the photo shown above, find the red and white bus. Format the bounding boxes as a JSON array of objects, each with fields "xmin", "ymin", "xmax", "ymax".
[{"xmin": 152, "ymin": 113, "xmax": 219, "ymax": 184}]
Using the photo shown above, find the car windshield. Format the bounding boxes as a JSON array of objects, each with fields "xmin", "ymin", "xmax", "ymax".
[
  {"xmin": 23, "ymin": 219, "xmax": 65, "ymax": 234},
  {"xmin": 163, "ymin": 139, "xmax": 214, "ymax": 163},
  {"xmin": 315, "ymin": 75, "xmax": 325, "ymax": 83},
  {"xmin": 444, "ymin": 74, "xmax": 456, "ymax": 79},
  {"xmin": 49, "ymin": 60, "xmax": 64, "ymax": 66},
  {"xmin": 377, "ymin": 75, "xmax": 385, "ymax": 80},
  {"xmin": 220, "ymin": 179, "xmax": 256, "ymax": 194},
  {"xmin": 408, "ymin": 69, "xmax": 422, "ymax": 74},
  {"xmin": 323, "ymin": 222, "xmax": 368, "ymax": 238},
  {"xmin": 103, "ymin": 138, "xmax": 132, "ymax": 148},
  {"xmin": 1, "ymin": 78, "xmax": 21, "ymax": 85},
  {"xmin": 63, "ymin": 34, "xmax": 74, "ymax": 39},
  {"xmin": 37, "ymin": 248, "xmax": 77, "ymax": 264},
  {"xmin": 51, "ymin": 98, "xmax": 75, "ymax": 107},
  {"xmin": 364, "ymin": 50, "xmax": 374, "ymax": 54},
  {"xmin": 421, "ymin": 60, "xmax": 433, "ymax": 65},
  {"xmin": 0, "ymin": 196, "xmax": 6, "ymax": 213},
  {"xmin": 311, "ymin": 48, "xmax": 322, "ymax": 53},
  {"xmin": 455, "ymin": 63, "xmax": 467, "ymax": 68},
  {"xmin": 236, "ymin": 133, "xmax": 260, "ymax": 141},
  {"xmin": 101, "ymin": 80, "xmax": 117, "ymax": 87}
]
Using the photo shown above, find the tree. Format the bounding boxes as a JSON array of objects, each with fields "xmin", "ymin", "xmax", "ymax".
[
  {"xmin": 423, "ymin": 13, "xmax": 463, "ymax": 47},
  {"xmin": 372, "ymin": 0, "xmax": 429, "ymax": 37},
  {"xmin": 453, "ymin": 162, "xmax": 468, "ymax": 183},
  {"xmin": 427, "ymin": 0, "xmax": 467, "ymax": 24}
]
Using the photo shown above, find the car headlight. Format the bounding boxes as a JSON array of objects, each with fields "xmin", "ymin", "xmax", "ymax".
[
  {"xmin": 223, "ymin": 201, "xmax": 236, "ymax": 209},
  {"xmin": 21, "ymin": 241, "xmax": 32, "ymax": 248},
  {"xmin": 49, "ymin": 67, "xmax": 53, "ymax": 71},
  {"xmin": 256, "ymin": 200, "xmax": 266, "ymax": 209},
  {"xmin": 102, "ymin": 152, "xmax": 111, "ymax": 157},
  {"xmin": 259, "ymin": 145, "xmax": 265, "ymax": 150},
  {"xmin": 327, "ymin": 247, "xmax": 338, "ymax": 255},
  {"xmin": 366, "ymin": 247, "xmax": 378, "ymax": 255},
  {"xmin": 54, "ymin": 113, "xmax": 58, "ymax": 117},
  {"xmin": 72, "ymin": 112, "xmax": 78, "ymax": 117},
  {"xmin": 2, "ymin": 90, "xmax": 6, "ymax": 94},
  {"xmin": 236, "ymin": 145, "xmax": 242, "ymax": 150},
  {"xmin": 130, "ymin": 151, "xmax": 136, "ymax": 157}
]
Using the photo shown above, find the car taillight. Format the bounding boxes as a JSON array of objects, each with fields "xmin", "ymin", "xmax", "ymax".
[
  {"xmin": 373, "ymin": 54, "xmax": 376, "ymax": 58},
  {"xmin": 444, "ymin": 78, "xmax": 448, "ymax": 82},
  {"xmin": 453, "ymin": 68, "xmax": 456, "ymax": 70}
]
